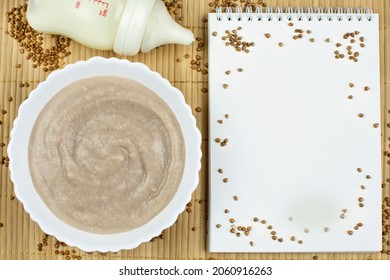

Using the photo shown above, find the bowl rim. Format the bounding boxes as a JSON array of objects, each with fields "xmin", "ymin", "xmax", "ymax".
[{"xmin": 7, "ymin": 56, "xmax": 202, "ymax": 252}]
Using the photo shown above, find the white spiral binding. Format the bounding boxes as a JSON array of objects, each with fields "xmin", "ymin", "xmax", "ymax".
[{"xmin": 215, "ymin": 6, "xmax": 373, "ymax": 22}]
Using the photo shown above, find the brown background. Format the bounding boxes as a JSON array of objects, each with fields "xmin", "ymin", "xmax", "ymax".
[{"xmin": 1, "ymin": 0, "xmax": 389, "ymax": 260}]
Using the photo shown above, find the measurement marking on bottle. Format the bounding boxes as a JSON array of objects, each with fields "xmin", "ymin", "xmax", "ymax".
[
  {"xmin": 75, "ymin": 0, "xmax": 110, "ymax": 16},
  {"xmin": 90, "ymin": 0, "xmax": 109, "ymax": 9}
]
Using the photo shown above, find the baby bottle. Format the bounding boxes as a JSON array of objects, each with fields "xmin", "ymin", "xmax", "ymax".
[{"xmin": 27, "ymin": 0, "xmax": 194, "ymax": 56}]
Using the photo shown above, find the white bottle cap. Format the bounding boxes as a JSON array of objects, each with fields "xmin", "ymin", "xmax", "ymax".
[
  {"xmin": 114, "ymin": 0, "xmax": 194, "ymax": 56},
  {"xmin": 114, "ymin": 0, "xmax": 156, "ymax": 56},
  {"xmin": 141, "ymin": 0, "xmax": 194, "ymax": 53}
]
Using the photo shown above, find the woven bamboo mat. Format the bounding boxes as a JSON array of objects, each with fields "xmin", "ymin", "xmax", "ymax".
[{"xmin": 0, "ymin": 0, "xmax": 389, "ymax": 260}]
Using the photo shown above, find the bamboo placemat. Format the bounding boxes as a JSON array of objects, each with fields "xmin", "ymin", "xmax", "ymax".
[{"xmin": 0, "ymin": 0, "xmax": 389, "ymax": 260}]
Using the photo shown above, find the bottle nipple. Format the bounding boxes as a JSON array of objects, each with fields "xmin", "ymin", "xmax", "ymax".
[{"xmin": 141, "ymin": 0, "xmax": 194, "ymax": 53}]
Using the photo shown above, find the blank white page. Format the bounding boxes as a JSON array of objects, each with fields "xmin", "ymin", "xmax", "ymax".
[{"xmin": 208, "ymin": 10, "xmax": 381, "ymax": 252}]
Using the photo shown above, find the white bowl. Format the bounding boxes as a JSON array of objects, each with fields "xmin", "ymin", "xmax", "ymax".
[{"xmin": 8, "ymin": 57, "xmax": 202, "ymax": 252}]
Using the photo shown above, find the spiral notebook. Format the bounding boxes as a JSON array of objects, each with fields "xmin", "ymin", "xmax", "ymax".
[{"xmin": 208, "ymin": 7, "xmax": 381, "ymax": 252}]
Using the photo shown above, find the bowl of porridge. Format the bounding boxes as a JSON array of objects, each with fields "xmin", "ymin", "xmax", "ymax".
[{"xmin": 8, "ymin": 57, "xmax": 202, "ymax": 252}]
